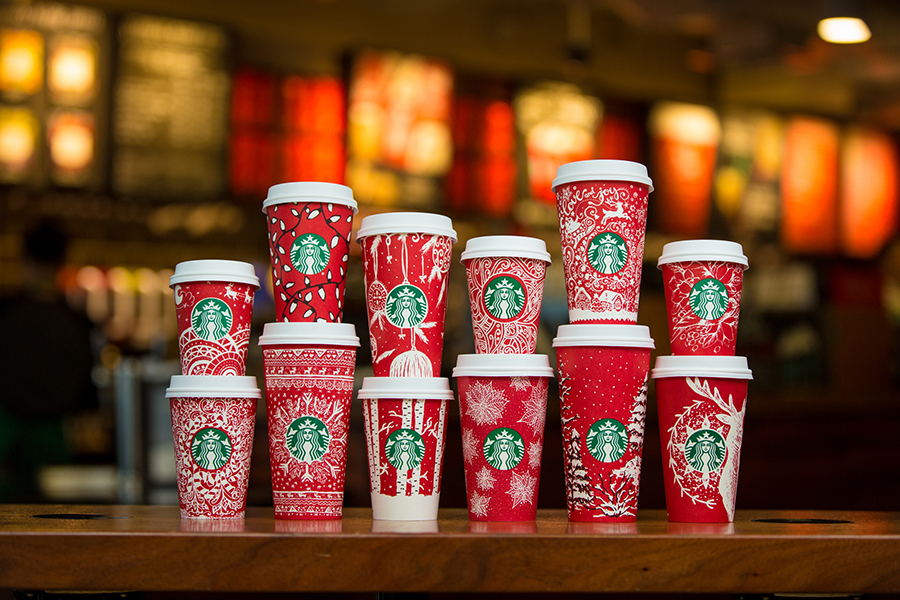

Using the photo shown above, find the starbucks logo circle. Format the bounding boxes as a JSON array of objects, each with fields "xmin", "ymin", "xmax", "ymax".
[
  {"xmin": 191, "ymin": 427, "xmax": 232, "ymax": 470},
  {"xmin": 587, "ymin": 232, "xmax": 628, "ymax": 274},
  {"xmin": 689, "ymin": 278, "xmax": 729, "ymax": 320},
  {"xmin": 286, "ymin": 416, "xmax": 330, "ymax": 463},
  {"xmin": 385, "ymin": 284, "xmax": 428, "ymax": 329},
  {"xmin": 482, "ymin": 427, "xmax": 525, "ymax": 470},
  {"xmin": 483, "ymin": 276, "xmax": 527, "ymax": 321},
  {"xmin": 290, "ymin": 233, "xmax": 330, "ymax": 275},
  {"xmin": 385, "ymin": 428, "xmax": 425, "ymax": 471},
  {"xmin": 191, "ymin": 298, "xmax": 233, "ymax": 341},
  {"xmin": 586, "ymin": 418, "xmax": 628, "ymax": 462},
  {"xmin": 684, "ymin": 428, "xmax": 726, "ymax": 473}
]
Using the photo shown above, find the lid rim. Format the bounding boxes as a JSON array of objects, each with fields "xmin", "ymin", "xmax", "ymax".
[
  {"xmin": 552, "ymin": 159, "xmax": 654, "ymax": 191},
  {"xmin": 651, "ymin": 355, "xmax": 752, "ymax": 380},
  {"xmin": 657, "ymin": 240, "xmax": 749, "ymax": 268},
  {"xmin": 552, "ymin": 324, "xmax": 655, "ymax": 349},
  {"xmin": 262, "ymin": 182, "xmax": 358, "ymax": 213},
  {"xmin": 356, "ymin": 212, "xmax": 457, "ymax": 241},
  {"xmin": 452, "ymin": 354, "xmax": 554, "ymax": 377},
  {"xmin": 165, "ymin": 375, "xmax": 262, "ymax": 399},
  {"xmin": 258, "ymin": 322, "xmax": 360, "ymax": 347},
  {"xmin": 358, "ymin": 377, "xmax": 455, "ymax": 400},
  {"xmin": 169, "ymin": 260, "xmax": 260, "ymax": 288}
]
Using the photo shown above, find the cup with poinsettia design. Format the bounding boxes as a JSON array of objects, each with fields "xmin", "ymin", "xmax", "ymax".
[
  {"xmin": 263, "ymin": 182, "xmax": 358, "ymax": 322},
  {"xmin": 170, "ymin": 260, "xmax": 260, "ymax": 376},
  {"xmin": 258, "ymin": 322, "xmax": 359, "ymax": 520},
  {"xmin": 552, "ymin": 324, "xmax": 655, "ymax": 522},
  {"xmin": 453, "ymin": 354, "xmax": 554, "ymax": 521},
  {"xmin": 166, "ymin": 375, "xmax": 261, "ymax": 519},
  {"xmin": 652, "ymin": 355, "xmax": 751, "ymax": 523},
  {"xmin": 461, "ymin": 236, "xmax": 552, "ymax": 354},
  {"xmin": 658, "ymin": 240, "xmax": 749, "ymax": 355}
]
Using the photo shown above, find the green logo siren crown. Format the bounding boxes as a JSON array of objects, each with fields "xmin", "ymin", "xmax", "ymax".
[
  {"xmin": 483, "ymin": 276, "xmax": 526, "ymax": 320},
  {"xmin": 588, "ymin": 232, "xmax": 628, "ymax": 274},
  {"xmin": 482, "ymin": 427, "xmax": 525, "ymax": 470},
  {"xmin": 684, "ymin": 428, "xmax": 726, "ymax": 473},
  {"xmin": 290, "ymin": 233, "xmax": 330, "ymax": 275},
  {"xmin": 586, "ymin": 418, "xmax": 628, "ymax": 462},
  {"xmin": 191, "ymin": 297, "xmax": 233, "ymax": 341},
  {"xmin": 385, "ymin": 285, "xmax": 428, "ymax": 329},
  {"xmin": 385, "ymin": 428, "xmax": 425, "ymax": 471},
  {"xmin": 689, "ymin": 278, "xmax": 729, "ymax": 320},
  {"xmin": 191, "ymin": 427, "xmax": 232, "ymax": 470},
  {"xmin": 286, "ymin": 416, "xmax": 330, "ymax": 463}
]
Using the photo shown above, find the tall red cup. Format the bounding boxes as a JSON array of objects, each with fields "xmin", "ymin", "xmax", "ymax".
[
  {"xmin": 259, "ymin": 322, "xmax": 359, "ymax": 520},
  {"xmin": 453, "ymin": 354, "xmax": 553, "ymax": 521},
  {"xmin": 553, "ymin": 324, "xmax": 655, "ymax": 522},
  {"xmin": 658, "ymin": 240, "xmax": 749, "ymax": 355},
  {"xmin": 358, "ymin": 213, "xmax": 456, "ymax": 377},
  {"xmin": 553, "ymin": 160, "xmax": 653, "ymax": 324},
  {"xmin": 166, "ymin": 375, "xmax": 260, "ymax": 519},
  {"xmin": 461, "ymin": 236, "xmax": 551, "ymax": 354},
  {"xmin": 170, "ymin": 260, "xmax": 260, "ymax": 376},
  {"xmin": 653, "ymin": 355, "xmax": 752, "ymax": 523},
  {"xmin": 263, "ymin": 182, "xmax": 358, "ymax": 323}
]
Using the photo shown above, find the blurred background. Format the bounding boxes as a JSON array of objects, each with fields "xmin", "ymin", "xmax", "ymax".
[{"xmin": 0, "ymin": 0, "xmax": 898, "ymax": 512}]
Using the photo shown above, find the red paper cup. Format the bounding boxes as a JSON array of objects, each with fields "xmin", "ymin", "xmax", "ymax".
[
  {"xmin": 166, "ymin": 375, "xmax": 260, "ymax": 519},
  {"xmin": 552, "ymin": 324, "xmax": 655, "ymax": 522},
  {"xmin": 553, "ymin": 160, "xmax": 653, "ymax": 324},
  {"xmin": 461, "ymin": 236, "xmax": 551, "ymax": 354},
  {"xmin": 259, "ymin": 322, "xmax": 360, "ymax": 520},
  {"xmin": 652, "ymin": 355, "xmax": 752, "ymax": 523},
  {"xmin": 170, "ymin": 260, "xmax": 260, "ymax": 376},
  {"xmin": 358, "ymin": 377, "xmax": 455, "ymax": 520},
  {"xmin": 658, "ymin": 240, "xmax": 749, "ymax": 355},
  {"xmin": 453, "ymin": 354, "xmax": 553, "ymax": 521},
  {"xmin": 263, "ymin": 182, "xmax": 358, "ymax": 322},
  {"xmin": 358, "ymin": 213, "xmax": 457, "ymax": 377}
]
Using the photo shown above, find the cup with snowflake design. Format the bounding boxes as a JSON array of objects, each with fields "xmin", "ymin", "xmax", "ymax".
[{"xmin": 453, "ymin": 354, "xmax": 554, "ymax": 521}]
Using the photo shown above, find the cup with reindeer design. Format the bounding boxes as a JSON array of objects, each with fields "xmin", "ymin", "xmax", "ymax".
[
  {"xmin": 461, "ymin": 236, "xmax": 551, "ymax": 354},
  {"xmin": 652, "ymin": 355, "xmax": 752, "ymax": 522},
  {"xmin": 658, "ymin": 240, "xmax": 749, "ymax": 355},
  {"xmin": 170, "ymin": 260, "xmax": 260, "ymax": 376},
  {"xmin": 357, "ymin": 213, "xmax": 457, "ymax": 377},
  {"xmin": 263, "ymin": 182, "xmax": 358, "ymax": 323},
  {"xmin": 553, "ymin": 160, "xmax": 653, "ymax": 324}
]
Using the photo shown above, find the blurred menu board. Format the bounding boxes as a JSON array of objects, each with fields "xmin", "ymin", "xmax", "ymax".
[{"xmin": 113, "ymin": 15, "xmax": 229, "ymax": 198}]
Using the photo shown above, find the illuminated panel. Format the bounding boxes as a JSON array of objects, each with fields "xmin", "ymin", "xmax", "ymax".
[
  {"xmin": 281, "ymin": 76, "xmax": 345, "ymax": 184},
  {"xmin": 596, "ymin": 113, "xmax": 641, "ymax": 163},
  {"xmin": 48, "ymin": 109, "xmax": 94, "ymax": 185},
  {"xmin": 0, "ymin": 106, "xmax": 37, "ymax": 182},
  {"xmin": 0, "ymin": 29, "xmax": 43, "ymax": 97},
  {"xmin": 48, "ymin": 34, "xmax": 96, "ymax": 104}
]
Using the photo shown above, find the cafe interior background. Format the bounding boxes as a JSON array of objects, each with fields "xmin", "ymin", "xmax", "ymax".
[{"xmin": 0, "ymin": 0, "xmax": 898, "ymax": 511}]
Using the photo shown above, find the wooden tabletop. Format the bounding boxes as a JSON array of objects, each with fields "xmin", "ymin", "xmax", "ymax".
[{"xmin": 1, "ymin": 505, "xmax": 899, "ymax": 594}]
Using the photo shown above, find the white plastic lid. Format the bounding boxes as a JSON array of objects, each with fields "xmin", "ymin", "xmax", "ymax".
[
  {"xmin": 552, "ymin": 159, "xmax": 654, "ymax": 191},
  {"xmin": 452, "ymin": 354, "xmax": 554, "ymax": 377},
  {"xmin": 169, "ymin": 260, "xmax": 261, "ymax": 287},
  {"xmin": 356, "ymin": 212, "xmax": 457, "ymax": 241},
  {"xmin": 651, "ymin": 355, "xmax": 753, "ymax": 380},
  {"xmin": 552, "ymin": 324, "xmax": 655, "ymax": 349},
  {"xmin": 258, "ymin": 322, "xmax": 359, "ymax": 347},
  {"xmin": 460, "ymin": 236, "xmax": 551, "ymax": 263},
  {"xmin": 657, "ymin": 239, "xmax": 749, "ymax": 269},
  {"xmin": 262, "ymin": 181, "xmax": 358, "ymax": 213},
  {"xmin": 358, "ymin": 377, "xmax": 455, "ymax": 400},
  {"xmin": 166, "ymin": 375, "xmax": 262, "ymax": 399}
]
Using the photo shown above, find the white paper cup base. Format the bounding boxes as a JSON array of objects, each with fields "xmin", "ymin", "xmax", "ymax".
[{"xmin": 371, "ymin": 492, "xmax": 440, "ymax": 520}]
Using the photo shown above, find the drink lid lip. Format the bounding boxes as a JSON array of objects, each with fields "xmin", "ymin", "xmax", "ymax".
[
  {"xmin": 552, "ymin": 324, "xmax": 655, "ymax": 349},
  {"xmin": 460, "ymin": 235, "xmax": 551, "ymax": 263},
  {"xmin": 169, "ymin": 260, "xmax": 261, "ymax": 288},
  {"xmin": 651, "ymin": 355, "xmax": 753, "ymax": 380},
  {"xmin": 356, "ymin": 212, "xmax": 457, "ymax": 241},
  {"xmin": 165, "ymin": 375, "xmax": 262, "ymax": 399},
  {"xmin": 262, "ymin": 181, "xmax": 358, "ymax": 213},
  {"xmin": 657, "ymin": 239, "xmax": 749, "ymax": 269},
  {"xmin": 258, "ymin": 322, "xmax": 360, "ymax": 347},
  {"xmin": 552, "ymin": 159, "xmax": 654, "ymax": 192},
  {"xmin": 358, "ymin": 377, "xmax": 455, "ymax": 400},
  {"xmin": 452, "ymin": 354, "xmax": 554, "ymax": 377}
]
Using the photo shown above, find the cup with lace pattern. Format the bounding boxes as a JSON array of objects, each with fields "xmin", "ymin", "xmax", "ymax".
[
  {"xmin": 553, "ymin": 160, "xmax": 653, "ymax": 324},
  {"xmin": 461, "ymin": 236, "xmax": 551, "ymax": 354},
  {"xmin": 170, "ymin": 260, "xmax": 260, "ymax": 376},
  {"xmin": 166, "ymin": 375, "xmax": 260, "ymax": 519},
  {"xmin": 263, "ymin": 182, "xmax": 358, "ymax": 323},
  {"xmin": 658, "ymin": 240, "xmax": 749, "ymax": 355},
  {"xmin": 553, "ymin": 324, "xmax": 655, "ymax": 522},
  {"xmin": 357, "ymin": 213, "xmax": 457, "ymax": 377},
  {"xmin": 259, "ymin": 322, "xmax": 359, "ymax": 520}
]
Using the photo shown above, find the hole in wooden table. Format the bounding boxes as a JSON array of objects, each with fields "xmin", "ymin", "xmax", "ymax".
[
  {"xmin": 32, "ymin": 513, "xmax": 131, "ymax": 520},
  {"xmin": 752, "ymin": 518, "xmax": 852, "ymax": 524}
]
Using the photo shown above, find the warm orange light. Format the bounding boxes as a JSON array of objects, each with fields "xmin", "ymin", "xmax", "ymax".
[
  {"xmin": 0, "ymin": 107, "xmax": 37, "ymax": 173},
  {"xmin": 49, "ymin": 36, "xmax": 96, "ymax": 101},
  {"xmin": 49, "ymin": 111, "xmax": 94, "ymax": 171},
  {"xmin": 817, "ymin": 16, "xmax": 871, "ymax": 44},
  {"xmin": 0, "ymin": 29, "xmax": 43, "ymax": 96},
  {"xmin": 841, "ymin": 128, "xmax": 898, "ymax": 258}
]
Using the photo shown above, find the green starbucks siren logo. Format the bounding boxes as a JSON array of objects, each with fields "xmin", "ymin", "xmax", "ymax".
[
  {"xmin": 586, "ymin": 418, "xmax": 628, "ymax": 462},
  {"xmin": 483, "ymin": 276, "xmax": 526, "ymax": 321},
  {"xmin": 286, "ymin": 416, "xmax": 330, "ymax": 462},
  {"xmin": 689, "ymin": 278, "xmax": 729, "ymax": 320},
  {"xmin": 684, "ymin": 429, "xmax": 726, "ymax": 473},
  {"xmin": 385, "ymin": 428, "xmax": 425, "ymax": 471},
  {"xmin": 290, "ymin": 233, "xmax": 330, "ymax": 275},
  {"xmin": 588, "ymin": 232, "xmax": 628, "ymax": 274},
  {"xmin": 482, "ymin": 427, "xmax": 525, "ymax": 470},
  {"xmin": 191, "ymin": 298, "xmax": 233, "ymax": 341},
  {"xmin": 385, "ymin": 285, "xmax": 428, "ymax": 329},
  {"xmin": 191, "ymin": 428, "xmax": 232, "ymax": 470}
]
